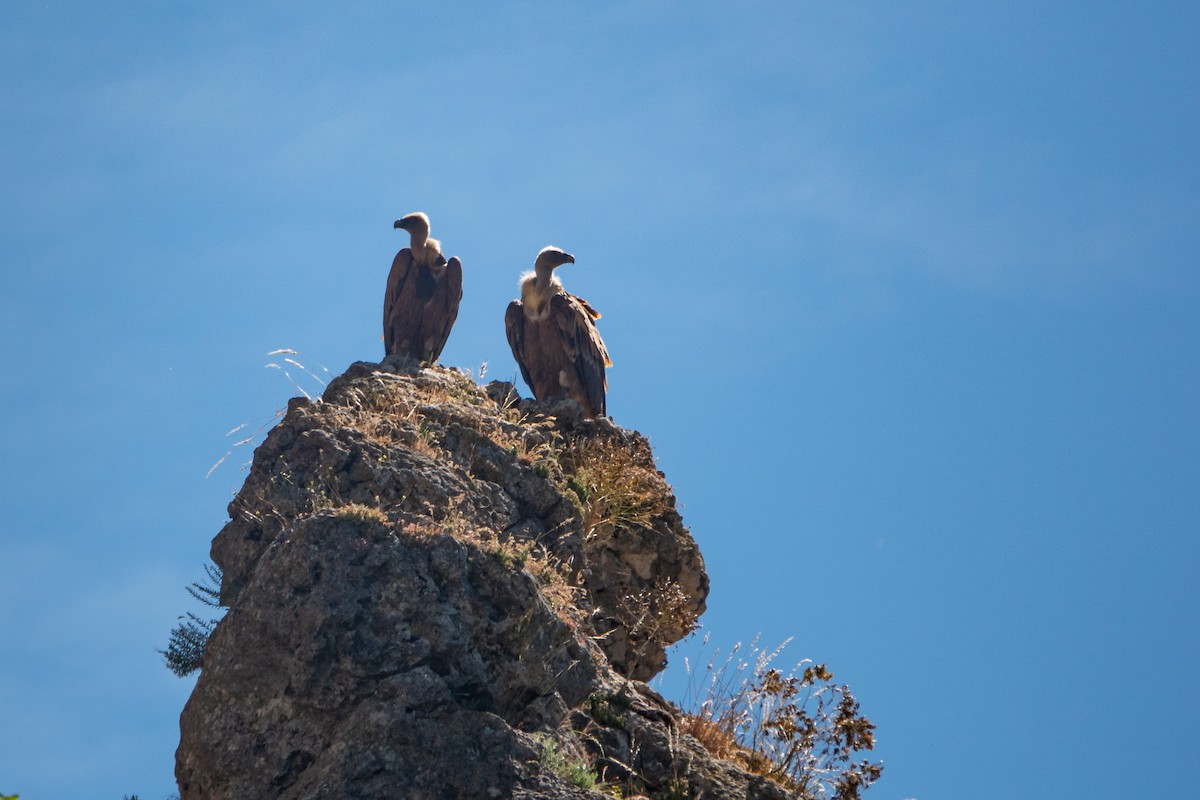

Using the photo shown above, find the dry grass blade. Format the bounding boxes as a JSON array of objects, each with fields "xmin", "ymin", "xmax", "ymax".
[
  {"xmin": 266, "ymin": 363, "xmax": 313, "ymax": 401},
  {"xmin": 283, "ymin": 357, "xmax": 328, "ymax": 387},
  {"xmin": 209, "ymin": 349, "xmax": 328, "ymax": 478}
]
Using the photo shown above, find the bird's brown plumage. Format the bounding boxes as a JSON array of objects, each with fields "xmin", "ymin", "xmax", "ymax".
[
  {"xmin": 383, "ymin": 213, "xmax": 462, "ymax": 363},
  {"xmin": 505, "ymin": 247, "xmax": 611, "ymax": 418}
]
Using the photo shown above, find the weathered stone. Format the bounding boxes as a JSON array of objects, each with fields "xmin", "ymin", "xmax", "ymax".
[{"xmin": 178, "ymin": 360, "xmax": 788, "ymax": 799}]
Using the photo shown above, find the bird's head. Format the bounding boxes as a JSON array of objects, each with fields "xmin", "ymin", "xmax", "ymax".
[
  {"xmin": 534, "ymin": 246, "xmax": 576, "ymax": 272},
  {"xmin": 394, "ymin": 212, "xmax": 431, "ymax": 237}
]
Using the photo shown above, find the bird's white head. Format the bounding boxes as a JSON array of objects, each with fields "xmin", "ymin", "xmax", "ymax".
[{"xmin": 393, "ymin": 212, "xmax": 432, "ymax": 238}]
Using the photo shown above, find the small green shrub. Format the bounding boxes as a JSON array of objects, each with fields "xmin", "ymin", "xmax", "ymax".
[
  {"xmin": 161, "ymin": 563, "xmax": 224, "ymax": 678},
  {"xmin": 588, "ymin": 691, "xmax": 632, "ymax": 728},
  {"xmin": 567, "ymin": 476, "xmax": 590, "ymax": 504},
  {"xmin": 498, "ymin": 542, "xmax": 531, "ymax": 570},
  {"xmin": 657, "ymin": 778, "xmax": 690, "ymax": 800},
  {"xmin": 534, "ymin": 733, "xmax": 599, "ymax": 790}
]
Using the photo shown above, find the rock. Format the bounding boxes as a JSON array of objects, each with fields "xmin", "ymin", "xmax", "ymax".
[
  {"xmin": 178, "ymin": 360, "xmax": 789, "ymax": 799},
  {"xmin": 180, "ymin": 511, "xmax": 598, "ymax": 798}
]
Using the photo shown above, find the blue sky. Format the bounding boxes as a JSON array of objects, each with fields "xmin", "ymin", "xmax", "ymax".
[{"xmin": 2, "ymin": 2, "xmax": 1197, "ymax": 798}]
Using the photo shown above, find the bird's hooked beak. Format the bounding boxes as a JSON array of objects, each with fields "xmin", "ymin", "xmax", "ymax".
[
  {"xmin": 534, "ymin": 246, "xmax": 575, "ymax": 272},
  {"xmin": 393, "ymin": 219, "xmax": 408, "ymax": 230}
]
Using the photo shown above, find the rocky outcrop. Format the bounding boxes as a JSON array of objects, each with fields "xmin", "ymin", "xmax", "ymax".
[{"xmin": 176, "ymin": 358, "xmax": 792, "ymax": 799}]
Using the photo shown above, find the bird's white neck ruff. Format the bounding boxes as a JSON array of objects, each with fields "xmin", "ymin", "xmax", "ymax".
[
  {"xmin": 520, "ymin": 271, "xmax": 562, "ymax": 320},
  {"xmin": 411, "ymin": 235, "xmax": 443, "ymax": 269}
]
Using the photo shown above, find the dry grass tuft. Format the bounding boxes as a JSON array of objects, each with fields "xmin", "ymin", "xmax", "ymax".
[
  {"xmin": 334, "ymin": 373, "xmax": 554, "ymax": 477},
  {"xmin": 560, "ymin": 437, "xmax": 663, "ymax": 537},
  {"xmin": 618, "ymin": 580, "xmax": 700, "ymax": 649},
  {"xmin": 417, "ymin": 494, "xmax": 588, "ymax": 628},
  {"xmin": 331, "ymin": 503, "xmax": 389, "ymax": 525},
  {"xmin": 331, "ymin": 381, "xmax": 449, "ymax": 455},
  {"xmin": 677, "ymin": 636, "xmax": 882, "ymax": 800}
]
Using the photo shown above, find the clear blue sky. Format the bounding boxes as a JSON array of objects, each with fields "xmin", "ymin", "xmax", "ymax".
[{"xmin": 2, "ymin": 3, "xmax": 1197, "ymax": 798}]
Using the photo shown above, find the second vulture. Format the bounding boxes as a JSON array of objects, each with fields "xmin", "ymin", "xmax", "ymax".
[
  {"xmin": 505, "ymin": 246, "xmax": 612, "ymax": 418},
  {"xmin": 383, "ymin": 211, "xmax": 462, "ymax": 363}
]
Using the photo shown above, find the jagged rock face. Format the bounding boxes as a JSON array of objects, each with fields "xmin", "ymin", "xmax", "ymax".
[
  {"xmin": 178, "ymin": 360, "xmax": 789, "ymax": 799},
  {"xmin": 210, "ymin": 359, "xmax": 707, "ymax": 680},
  {"xmin": 179, "ymin": 511, "xmax": 600, "ymax": 799}
]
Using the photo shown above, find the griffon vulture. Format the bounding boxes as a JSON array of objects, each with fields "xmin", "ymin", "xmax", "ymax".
[
  {"xmin": 505, "ymin": 246, "xmax": 612, "ymax": 418},
  {"xmin": 383, "ymin": 212, "xmax": 462, "ymax": 363}
]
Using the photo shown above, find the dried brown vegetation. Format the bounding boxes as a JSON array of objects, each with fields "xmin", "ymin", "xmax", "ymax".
[
  {"xmin": 560, "ymin": 436, "xmax": 664, "ymax": 537},
  {"xmin": 678, "ymin": 637, "xmax": 882, "ymax": 800},
  {"xmin": 330, "ymin": 502, "xmax": 389, "ymax": 525},
  {"xmin": 618, "ymin": 580, "xmax": 701, "ymax": 650}
]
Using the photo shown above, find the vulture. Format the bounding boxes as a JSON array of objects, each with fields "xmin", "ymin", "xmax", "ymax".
[
  {"xmin": 383, "ymin": 211, "xmax": 463, "ymax": 363},
  {"xmin": 505, "ymin": 246, "xmax": 612, "ymax": 418}
]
